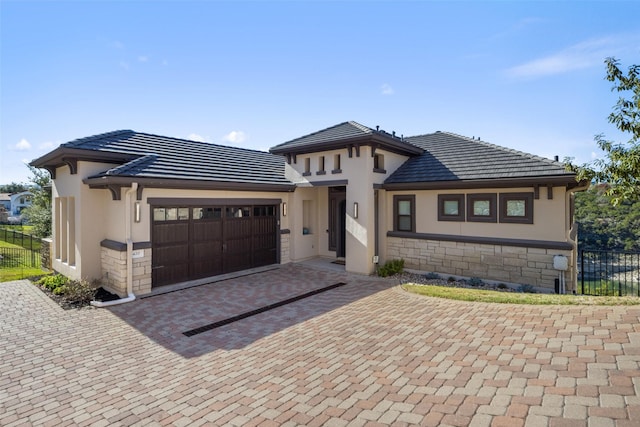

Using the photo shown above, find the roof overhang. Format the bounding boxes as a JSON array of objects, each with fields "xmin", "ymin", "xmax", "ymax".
[
  {"xmin": 83, "ymin": 175, "xmax": 296, "ymax": 200},
  {"xmin": 382, "ymin": 176, "xmax": 587, "ymax": 191},
  {"xmin": 30, "ymin": 147, "xmax": 137, "ymax": 179},
  {"xmin": 270, "ymin": 133, "xmax": 423, "ymax": 159}
]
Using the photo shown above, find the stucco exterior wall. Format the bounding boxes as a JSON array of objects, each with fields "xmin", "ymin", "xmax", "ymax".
[
  {"xmin": 385, "ymin": 187, "xmax": 569, "ymax": 242},
  {"xmin": 387, "ymin": 236, "xmax": 574, "ymax": 291}
]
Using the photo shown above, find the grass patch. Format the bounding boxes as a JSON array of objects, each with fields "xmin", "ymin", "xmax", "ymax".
[
  {"xmin": 402, "ymin": 284, "xmax": 640, "ymax": 306},
  {"xmin": 0, "ymin": 267, "xmax": 47, "ymax": 282}
]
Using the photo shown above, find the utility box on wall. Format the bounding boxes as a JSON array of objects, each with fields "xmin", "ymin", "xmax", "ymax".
[{"xmin": 553, "ymin": 255, "xmax": 569, "ymax": 271}]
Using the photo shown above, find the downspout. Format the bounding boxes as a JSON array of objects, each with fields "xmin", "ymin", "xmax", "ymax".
[
  {"xmin": 91, "ymin": 183, "xmax": 138, "ymax": 307},
  {"xmin": 564, "ymin": 180, "xmax": 590, "ymax": 293}
]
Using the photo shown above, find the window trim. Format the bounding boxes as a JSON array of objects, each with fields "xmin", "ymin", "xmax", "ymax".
[
  {"xmin": 332, "ymin": 154, "xmax": 342, "ymax": 174},
  {"xmin": 303, "ymin": 157, "xmax": 311, "ymax": 176},
  {"xmin": 316, "ymin": 156, "xmax": 326, "ymax": 175},
  {"xmin": 466, "ymin": 193, "xmax": 497, "ymax": 223},
  {"xmin": 393, "ymin": 195, "xmax": 415, "ymax": 232},
  {"xmin": 438, "ymin": 194, "xmax": 465, "ymax": 222},
  {"xmin": 499, "ymin": 192, "xmax": 534, "ymax": 224}
]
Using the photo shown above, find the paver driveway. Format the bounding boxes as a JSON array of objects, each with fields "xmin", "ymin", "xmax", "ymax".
[{"xmin": 1, "ymin": 263, "xmax": 640, "ymax": 427}]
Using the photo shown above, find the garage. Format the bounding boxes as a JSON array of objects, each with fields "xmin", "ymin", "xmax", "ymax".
[{"xmin": 151, "ymin": 200, "xmax": 279, "ymax": 287}]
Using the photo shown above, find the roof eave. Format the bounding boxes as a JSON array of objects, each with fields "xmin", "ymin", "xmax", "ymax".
[
  {"xmin": 270, "ymin": 134, "xmax": 423, "ymax": 157},
  {"xmin": 382, "ymin": 175, "xmax": 583, "ymax": 191},
  {"xmin": 83, "ymin": 175, "xmax": 296, "ymax": 200}
]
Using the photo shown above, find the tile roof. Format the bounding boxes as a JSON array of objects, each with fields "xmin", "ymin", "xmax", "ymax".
[
  {"xmin": 49, "ymin": 130, "xmax": 292, "ymax": 186},
  {"xmin": 270, "ymin": 121, "xmax": 374, "ymax": 152},
  {"xmin": 385, "ymin": 131, "xmax": 575, "ymax": 184}
]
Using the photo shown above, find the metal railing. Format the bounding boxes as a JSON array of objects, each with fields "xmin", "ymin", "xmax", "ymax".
[
  {"xmin": 0, "ymin": 227, "xmax": 42, "ymax": 251},
  {"xmin": 0, "ymin": 247, "xmax": 41, "ymax": 268},
  {"xmin": 579, "ymin": 250, "xmax": 640, "ymax": 296}
]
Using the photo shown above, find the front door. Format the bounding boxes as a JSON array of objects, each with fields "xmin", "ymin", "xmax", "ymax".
[{"xmin": 328, "ymin": 187, "xmax": 346, "ymax": 258}]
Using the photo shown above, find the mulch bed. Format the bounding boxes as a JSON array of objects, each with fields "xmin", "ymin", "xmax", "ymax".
[
  {"xmin": 32, "ymin": 281, "xmax": 120, "ymax": 310},
  {"xmin": 391, "ymin": 272, "xmax": 520, "ymax": 292}
]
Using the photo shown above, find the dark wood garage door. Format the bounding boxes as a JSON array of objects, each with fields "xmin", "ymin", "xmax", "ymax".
[{"xmin": 152, "ymin": 204, "xmax": 278, "ymax": 287}]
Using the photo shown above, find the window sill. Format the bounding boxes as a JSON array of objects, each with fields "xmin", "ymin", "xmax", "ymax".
[
  {"xmin": 373, "ymin": 168, "xmax": 387, "ymax": 174},
  {"xmin": 316, "ymin": 171, "xmax": 326, "ymax": 176},
  {"xmin": 302, "ymin": 172, "xmax": 311, "ymax": 176},
  {"xmin": 331, "ymin": 169, "xmax": 342, "ymax": 174}
]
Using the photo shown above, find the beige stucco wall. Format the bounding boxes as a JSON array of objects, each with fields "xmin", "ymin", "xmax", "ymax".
[
  {"xmin": 385, "ymin": 187, "xmax": 569, "ymax": 242},
  {"xmin": 284, "ymin": 147, "xmax": 410, "ymax": 274},
  {"xmin": 51, "ymin": 161, "xmax": 112, "ymax": 281}
]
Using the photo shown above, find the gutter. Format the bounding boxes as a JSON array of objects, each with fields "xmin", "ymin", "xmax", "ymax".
[{"xmin": 91, "ymin": 182, "xmax": 138, "ymax": 307}]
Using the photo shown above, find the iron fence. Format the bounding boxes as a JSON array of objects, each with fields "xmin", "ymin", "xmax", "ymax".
[
  {"xmin": 0, "ymin": 247, "xmax": 41, "ymax": 268},
  {"xmin": 0, "ymin": 228, "xmax": 42, "ymax": 251},
  {"xmin": 579, "ymin": 250, "xmax": 640, "ymax": 296}
]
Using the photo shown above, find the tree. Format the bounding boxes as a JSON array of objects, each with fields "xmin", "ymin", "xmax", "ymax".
[
  {"xmin": 567, "ymin": 58, "xmax": 640, "ymax": 205},
  {"xmin": 21, "ymin": 165, "xmax": 52, "ymax": 237},
  {"xmin": 0, "ymin": 182, "xmax": 29, "ymax": 193}
]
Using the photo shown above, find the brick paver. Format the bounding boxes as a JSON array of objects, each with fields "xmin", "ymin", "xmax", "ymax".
[{"xmin": 1, "ymin": 263, "xmax": 640, "ymax": 426}]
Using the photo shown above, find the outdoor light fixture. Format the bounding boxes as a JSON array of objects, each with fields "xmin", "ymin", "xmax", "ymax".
[
  {"xmin": 282, "ymin": 202, "xmax": 287, "ymax": 217},
  {"xmin": 134, "ymin": 201, "xmax": 141, "ymax": 223},
  {"xmin": 353, "ymin": 202, "xmax": 358, "ymax": 219}
]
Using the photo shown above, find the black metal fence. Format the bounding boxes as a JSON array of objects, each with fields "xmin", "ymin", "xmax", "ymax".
[
  {"xmin": 0, "ymin": 247, "xmax": 41, "ymax": 268},
  {"xmin": 579, "ymin": 250, "xmax": 640, "ymax": 296},
  {"xmin": 0, "ymin": 228, "xmax": 42, "ymax": 251}
]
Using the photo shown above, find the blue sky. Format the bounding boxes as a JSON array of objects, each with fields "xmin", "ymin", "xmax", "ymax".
[{"xmin": 1, "ymin": 1, "xmax": 639, "ymax": 185}]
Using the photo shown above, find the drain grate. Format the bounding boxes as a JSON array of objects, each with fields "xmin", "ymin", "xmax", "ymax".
[{"xmin": 183, "ymin": 282, "xmax": 347, "ymax": 337}]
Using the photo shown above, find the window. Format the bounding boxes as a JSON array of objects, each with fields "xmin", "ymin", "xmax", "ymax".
[
  {"xmin": 466, "ymin": 194, "xmax": 497, "ymax": 223},
  {"xmin": 316, "ymin": 156, "xmax": 326, "ymax": 175},
  {"xmin": 499, "ymin": 193, "xmax": 534, "ymax": 224},
  {"xmin": 153, "ymin": 207, "xmax": 189, "ymax": 221},
  {"xmin": 438, "ymin": 194, "xmax": 465, "ymax": 221},
  {"xmin": 373, "ymin": 154, "xmax": 386, "ymax": 173},
  {"xmin": 332, "ymin": 154, "xmax": 341, "ymax": 174},
  {"xmin": 394, "ymin": 195, "xmax": 415, "ymax": 232},
  {"xmin": 303, "ymin": 158, "xmax": 311, "ymax": 176},
  {"xmin": 193, "ymin": 207, "xmax": 222, "ymax": 219},
  {"xmin": 226, "ymin": 206, "xmax": 251, "ymax": 218}
]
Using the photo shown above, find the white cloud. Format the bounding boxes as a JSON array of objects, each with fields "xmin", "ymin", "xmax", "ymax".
[
  {"xmin": 162, "ymin": 59, "xmax": 169, "ymax": 66},
  {"xmin": 187, "ymin": 133, "xmax": 206, "ymax": 142},
  {"xmin": 108, "ymin": 40, "xmax": 124, "ymax": 49},
  {"xmin": 138, "ymin": 55, "xmax": 149, "ymax": 62},
  {"xmin": 381, "ymin": 83, "xmax": 395, "ymax": 95},
  {"xmin": 223, "ymin": 131, "xmax": 247, "ymax": 144},
  {"xmin": 506, "ymin": 33, "xmax": 640, "ymax": 78},
  {"xmin": 14, "ymin": 139, "xmax": 31, "ymax": 151},
  {"xmin": 119, "ymin": 61, "xmax": 130, "ymax": 70}
]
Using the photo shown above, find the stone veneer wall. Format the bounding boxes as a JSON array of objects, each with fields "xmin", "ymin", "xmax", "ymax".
[
  {"xmin": 40, "ymin": 238, "xmax": 52, "ymax": 270},
  {"xmin": 280, "ymin": 230, "xmax": 291, "ymax": 264},
  {"xmin": 100, "ymin": 242, "xmax": 152, "ymax": 297},
  {"xmin": 387, "ymin": 236, "xmax": 574, "ymax": 291}
]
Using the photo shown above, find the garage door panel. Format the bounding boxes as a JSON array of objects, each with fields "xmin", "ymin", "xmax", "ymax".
[{"xmin": 152, "ymin": 203, "xmax": 278, "ymax": 287}]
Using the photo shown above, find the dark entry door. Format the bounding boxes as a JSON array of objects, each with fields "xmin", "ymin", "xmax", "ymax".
[
  {"xmin": 328, "ymin": 187, "xmax": 346, "ymax": 258},
  {"xmin": 152, "ymin": 203, "xmax": 278, "ymax": 287}
]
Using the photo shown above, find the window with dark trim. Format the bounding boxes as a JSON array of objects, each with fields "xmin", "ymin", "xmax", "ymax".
[
  {"xmin": 332, "ymin": 154, "xmax": 342, "ymax": 174},
  {"xmin": 303, "ymin": 158, "xmax": 311, "ymax": 176},
  {"xmin": 316, "ymin": 156, "xmax": 326, "ymax": 175},
  {"xmin": 466, "ymin": 194, "xmax": 497, "ymax": 223},
  {"xmin": 373, "ymin": 154, "xmax": 386, "ymax": 173},
  {"xmin": 394, "ymin": 195, "xmax": 415, "ymax": 232},
  {"xmin": 499, "ymin": 192, "xmax": 534, "ymax": 224},
  {"xmin": 438, "ymin": 194, "xmax": 465, "ymax": 221}
]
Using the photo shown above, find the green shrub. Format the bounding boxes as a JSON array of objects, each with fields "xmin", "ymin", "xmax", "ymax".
[
  {"xmin": 424, "ymin": 272, "xmax": 440, "ymax": 280},
  {"xmin": 377, "ymin": 259, "xmax": 405, "ymax": 277},
  {"xmin": 447, "ymin": 276, "xmax": 456, "ymax": 283},
  {"xmin": 517, "ymin": 284, "xmax": 536, "ymax": 293},
  {"xmin": 52, "ymin": 285, "xmax": 67, "ymax": 295},
  {"xmin": 37, "ymin": 274, "xmax": 68, "ymax": 291},
  {"xmin": 594, "ymin": 281, "xmax": 619, "ymax": 296},
  {"xmin": 467, "ymin": 277, "xmax": 484, "ymax": 287},
  {"xmin": 497, "ymin": 283, "xmax": 509, "ymax": 290}
]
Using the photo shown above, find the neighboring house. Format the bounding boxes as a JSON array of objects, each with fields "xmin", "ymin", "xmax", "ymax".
[
  {"xmin": 9, "ymin": 191, "xmax": 33, "ymax": 216},
  {"xmin": 30, "ymin": 122, "xmax": 587, "ymax": 298},
  {"xmin": 0, "ymin": 191, "xmax": 33, "ymax": 220},
  {"xmin": 0, "ymin": 193, "xmax": 11, "ymax": 214}
]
